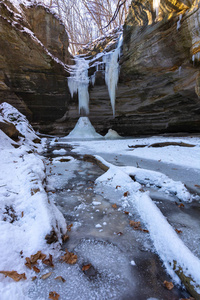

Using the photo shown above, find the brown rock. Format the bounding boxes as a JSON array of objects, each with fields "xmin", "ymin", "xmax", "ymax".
[{"xmin": 0, "ymin": 121, "xmax": 20, "ymax": 140}]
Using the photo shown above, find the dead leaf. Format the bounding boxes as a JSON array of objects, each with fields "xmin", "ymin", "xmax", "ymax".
[
  {"xmin": 178, "ymin": 203, "xmax": 184, "ymax": 208},
  {"xmin": 41, "ymin": 272, "xmax": 52, "ymax": 280},
  {"xmin": 33, "ymin": 266, "xmax": 40, "ymax": 273},
  {"xmin": 175, "ymin": 229, "xmax": 182, "ymax": 234},
  {"xmin": 32, "ymin": 276, "xmax": 37, "ymax": 281},
  {"xmin": 124, "ymin": 211, "xmax": 129, "ymax": 215},
  {"xmin": 163, "ymin": 280, "xmax": 174, "ymax": 290},
  {"xmin": 25, "ymin": 257, "xmax": 32, "ymax": 269},
  {"xmin": 67, "ymin": 224, "xmax": 73, "ymax": 232},
  {"xmin": 55, "ymin": 276, "xmax": 66, "ymax": 283},
  {"xmin": 112, "ymin": 204, "xmax": 117, "ymax": 209},
  {"xmin": 129, "ymin": 220, "xmax": 141, "ymax": 229},
  {"xmin": 61, "ymin": 249, "xmax": 77, "ymax": 265},
  {"xmin": 43, "ymin": 254, "xmax": 54, "ymax": 267},
  {"xmin": 0, "ymin": 270, "xmax": 27, "ymax": 281},
  {"xmin": 30, "ymin": 251, "xmax": 46, "ymax": 264},
  {"xmin": 82, "ymin": 264, "xmax": 91, "ymax": 271},
  {"xmin": 116, "ymin": 185, "xmax": 121, "ymax": 189},
  {"xmin": 123, "ymin": 191, "xmax": 129, "ymax": 197},
  {"xmin": 143, "ymin": 229, "xmax": 149, "ymax": 233},
  {"xmin": 194, "ymin": 184, "xmax": 200, "ymax": 188},
  {"xmin": 21, "ymin": 211, "xmax": 24, "ymax": 218},
  {"xmin": 49, "ymin": 291, "xmax": 60, "ymax": 300}
]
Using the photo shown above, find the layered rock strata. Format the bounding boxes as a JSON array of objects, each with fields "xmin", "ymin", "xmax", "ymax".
[
  {"xmin": 1, "ymin": 0, "xmax": 200, "ymax": 136},
  {"xmin": 0, "ymin": 0, "xmax": 72, "ymax": 128}
]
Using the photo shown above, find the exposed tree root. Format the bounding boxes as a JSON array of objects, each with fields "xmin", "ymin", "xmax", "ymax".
[{"xmin": 173, "ymin": 261, "xmax": 200, "ymax": 300}]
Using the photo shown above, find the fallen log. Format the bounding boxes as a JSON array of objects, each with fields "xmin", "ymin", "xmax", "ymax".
[
  {"xmin": 148, "ymin": 142, "xmax": 195, "ymax": 148},
  {"xmin": 84, "ymin": 154, "xmax": 200, "ymax": 299},
  {"xmin": 128, "ymin": 142, "xmax": 195, "ymax": 149}
]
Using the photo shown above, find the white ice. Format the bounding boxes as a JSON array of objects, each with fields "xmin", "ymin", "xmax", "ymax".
[
  {"xmin": 103, "ymin": 34, "xmax": 123, "ymax": 116},
  {"xmin": 68, "ymin": 57, "xmax": 90, "ymax": 115},
  {"xmin": 65, "ymin": 117, "xmax": 102, "ymax": 139}
]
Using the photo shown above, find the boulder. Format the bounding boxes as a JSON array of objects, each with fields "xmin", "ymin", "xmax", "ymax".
[{"xmin": 0, "ymin": 120, "xmax": 20, "ymax": 140}]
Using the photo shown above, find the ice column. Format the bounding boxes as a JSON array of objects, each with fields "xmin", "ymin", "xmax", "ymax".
[
  {"xmin": 103, "ymin": 33, "xmax": 123, "ymax": 117},
  {"xmin": 153, "ymin": 0, "xmax": 160, "ymax": 16},
  {"xmin": 68, "ymin": 56, "xmax": 90, "ymax": 115}
]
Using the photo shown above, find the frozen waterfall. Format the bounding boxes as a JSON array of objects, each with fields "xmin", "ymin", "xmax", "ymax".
[
  {"xmin": 68, "ymin": 56, "xmax": 90, "ymax": 115},
  {"xmin": 103, "ymin": 34, "xmax": 123, "ymax": 116},
  {"xmin": 68, "ymin": 32, "xmax": 123, "ymax": 117}
]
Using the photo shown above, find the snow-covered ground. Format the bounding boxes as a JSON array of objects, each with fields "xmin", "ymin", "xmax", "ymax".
[
  {"xmin": 1, "ymin": 109, "xmax": 200, "ymax": 299},
  {"xmin": 0, "ymin": 103, "xmax": 66, "ymax": 300}
]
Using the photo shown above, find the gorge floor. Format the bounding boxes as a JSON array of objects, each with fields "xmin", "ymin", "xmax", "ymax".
[{"xmin": 27, "ymin": 139, "xmax": 200, "ymax": 300}]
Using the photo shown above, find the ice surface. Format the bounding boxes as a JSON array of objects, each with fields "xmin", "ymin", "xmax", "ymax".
[
  {"xmin": 65, "ymin": 136, "xmax": 200, "ymax": 170},
  {"xmin": 95, "ymin": 156, "xmax": 200, "ymax": 292},
  {"xmin": 65, "ymin": 117, "xmax": 102, "ymax": 139}
]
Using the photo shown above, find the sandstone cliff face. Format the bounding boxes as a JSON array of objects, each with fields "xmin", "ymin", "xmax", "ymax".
[
  {"xmin": 80, "ymin": 0, "xmax": 200, "ymax": 136},
  {"xmin": 1, "ymin": 0, "xmax": 200, "ymax": 136},
  {"xmin": 0, "ymin": 0, "xmax": 72, "ymax": 127},
  {"xmin": 116, "ymin": 0, "xmax": 200, "ymax": 135}
]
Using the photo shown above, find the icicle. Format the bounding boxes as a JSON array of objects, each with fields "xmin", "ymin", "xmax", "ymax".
[
  {"xmin": 68, "ymin": 56, "xmax": 90, "ymax": 115},
  {"xmin": 153, "ymin": 0, "xmax": 160, "ymax": 16},
  {"xmin": 178, "ymin": 66, "xmax": 182, "ymax": 76},
  {"xmin": 103, "ymin": 33, "xmax": 123, "ymax": 117},
  {"xmin": 177, "ymin": 14, "xmax": 182, "ymax": 30},
  {"xmin": 91, "ymin": 73, "xmax": 96, "ymax": 86}
]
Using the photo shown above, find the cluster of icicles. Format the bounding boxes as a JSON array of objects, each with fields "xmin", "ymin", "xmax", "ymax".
[{"xmin": 68, "ymin": 34, "xmax": 123, "ymax": 117}]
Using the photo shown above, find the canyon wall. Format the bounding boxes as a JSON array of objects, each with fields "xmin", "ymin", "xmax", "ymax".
[
  {"xmin": 0, "ymin": 0, "xmax": 200, "ymax": 136},
  {"xmin": 0, "ymin": 0, "xmax": 72, "ymax": 133}
]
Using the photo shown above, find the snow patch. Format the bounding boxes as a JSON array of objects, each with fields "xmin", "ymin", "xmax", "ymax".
[{"xmin": 104, "ymin": 129, "xmax": 122, "ymax": 139}]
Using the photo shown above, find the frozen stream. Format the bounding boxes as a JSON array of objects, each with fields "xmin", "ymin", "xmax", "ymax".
[{"xmin": 27, "ymin": 139, "xmax": 198, "ymax": 300}]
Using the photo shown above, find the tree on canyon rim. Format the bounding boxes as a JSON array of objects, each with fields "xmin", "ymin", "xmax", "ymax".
[{"xmin": 47, "ymin": 0, "xmax": 131, "ymax": 54}]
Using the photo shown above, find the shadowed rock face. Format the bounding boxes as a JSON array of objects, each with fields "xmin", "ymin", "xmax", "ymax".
[
  {"xmin": 115, "ymin": 0, "xmax": 200, "ymax": 135},
  {"xmin": 0, "ymin": 1, "xmax": 72, "ymax": 125},
  {"xmin": 0, "ymin": 0, "xmax": 200, "ymax": 136},
  {"xmin": 82, "ymin": 0, "xmax": 200, "ymax": 136}
]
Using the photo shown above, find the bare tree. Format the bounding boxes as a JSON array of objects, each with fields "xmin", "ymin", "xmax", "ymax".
[{"xmin": 43, "ymin": 0, "xmax": 131, "ymax": 54}]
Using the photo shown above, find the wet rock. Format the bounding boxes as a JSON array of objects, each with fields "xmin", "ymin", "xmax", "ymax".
[{"xmin": 45, "ymin": 229, "xmax": 58, "ymax": 244}]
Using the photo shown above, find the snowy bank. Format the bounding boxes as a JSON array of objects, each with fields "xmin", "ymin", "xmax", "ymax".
[{"xmin": 0, "ymin": 103, "xmax": 66, "ymax": 299}]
